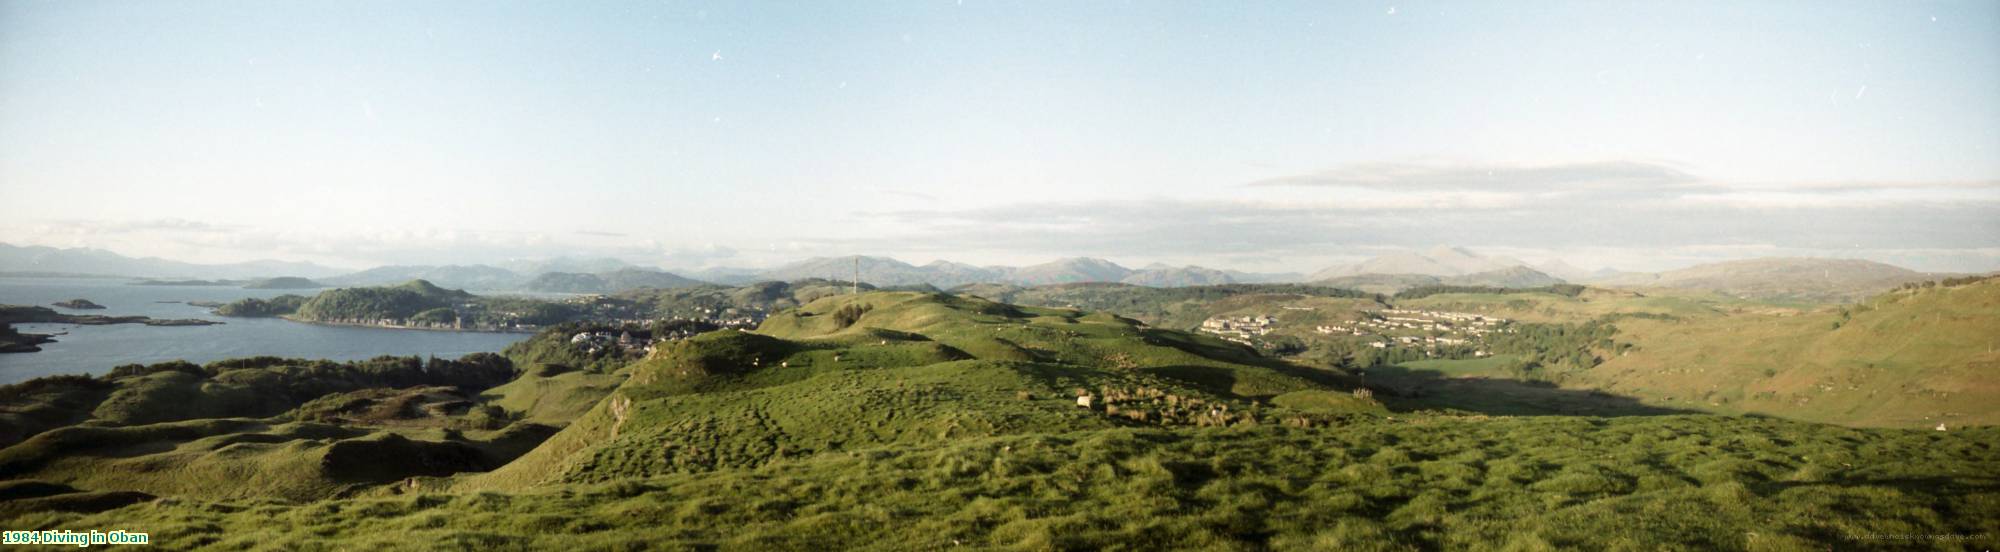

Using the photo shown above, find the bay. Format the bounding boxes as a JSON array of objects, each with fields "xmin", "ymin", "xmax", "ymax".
[{"xmin": 0, "ymin": 277, "xmax": 528, "ymax": 384}]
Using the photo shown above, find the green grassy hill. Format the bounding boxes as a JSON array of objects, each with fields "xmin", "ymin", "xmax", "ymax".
[
  {"xmin": 19, "ymin": 415, "xmax": 1999, "ymax": 550},
  {"xmin": 1572, "ymin": 277, "xmax": 2000, "ymax": 427},
  {"xmin": 964, "ymin": 281, "xmax": 1998, "ymax": 429},
  {"xmin": 465, "ymin": 292, "xmax": 1379, "ymax": 490},
  {"xmin": 1591, "ymin": 257, "xmax": 1933, "ymax": 304},
  {"xmin": 0, "ymin": 354, "xmax": 537, "ymax": 503},
  {"xmin": 295, "ymin": 279, "xmax": 476, "ymax": 322}
]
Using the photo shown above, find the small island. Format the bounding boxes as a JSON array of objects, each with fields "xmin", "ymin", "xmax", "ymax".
[
  {"xmin": 51, "ymin": 299, "xmax": 106, "ymax": 310},
  {"xmin": 214, "ymin": 279, "xmax": 561, "ymax": 332},
  {"xmin": 0, "ymin": 304, "xmax": 222, "ymax": 336}
]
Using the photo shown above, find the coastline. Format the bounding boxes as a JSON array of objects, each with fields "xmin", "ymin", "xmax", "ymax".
[{"xmin": 275, "ymin": 315, "xmax": 539, "ymax": 334}]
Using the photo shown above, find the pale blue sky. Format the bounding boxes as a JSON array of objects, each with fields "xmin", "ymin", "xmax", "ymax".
[{"xmin": 2, "ymin": 1, "xmax": 1997, "ymax": 272}]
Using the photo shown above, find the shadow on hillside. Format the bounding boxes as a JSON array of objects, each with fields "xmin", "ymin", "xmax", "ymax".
[
  {"xmin": 1136, "ymin": 329, "xmax": 1365, "ymax": 389},
  {"xmin": 1365, "ymin": 365, "xmax": 1697, "ymax": 417}
]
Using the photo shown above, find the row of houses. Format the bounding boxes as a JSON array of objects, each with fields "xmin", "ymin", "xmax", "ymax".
[
  {"xmin": 1317, "ymin": 309, "xmax": 1509, "ymax": 336},
  {"xmin": 1199, "ymin": 315, "xmax": 1279, "ymax": 343},
  {"xmin": 570, "ymin": 330, "xmax": 643, "ymax": 354}
]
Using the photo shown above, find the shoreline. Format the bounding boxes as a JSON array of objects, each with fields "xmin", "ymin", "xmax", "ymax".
[{"xmin": 275, "ymin": 316, "xmax": 539, "ymax": 335}]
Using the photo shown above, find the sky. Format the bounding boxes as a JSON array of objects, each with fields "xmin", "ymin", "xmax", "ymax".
[{"xmin": 2, "ymin": 0, "xmax": 1997, "ymax": 274}]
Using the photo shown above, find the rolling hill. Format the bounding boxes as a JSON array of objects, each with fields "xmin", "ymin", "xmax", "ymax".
[
  {"xmin": 466, "ymin": 291, "xmax": 1371, "ymax": 489},
  {"xmin": 1570, "ymin": 276, "xmax": 2000, "ymax": 427},
  {"xmin": 1591, "ymin": 257, "xmax": 1935, "ymax": 303},
  {"xmin": 523, "ymin": 269, "xmax": 705, "ymax": 294},
  {"xmin": 294, "ymin": 280, "xmax": 478, "ymax": 323},
  {"xmin": 1119, "ymin": 264, "xmax": 1236, "ymax": 287}
]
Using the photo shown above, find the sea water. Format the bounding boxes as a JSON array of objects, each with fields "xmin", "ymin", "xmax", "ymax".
[{"xmin": 0, "ymin": 277, "xmax": 527, "ymax": 384}]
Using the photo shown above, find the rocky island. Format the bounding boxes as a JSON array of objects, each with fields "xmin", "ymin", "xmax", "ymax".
[{"xmin": 50, "ymin": 299, "xmax": 105, "ymax": 310}]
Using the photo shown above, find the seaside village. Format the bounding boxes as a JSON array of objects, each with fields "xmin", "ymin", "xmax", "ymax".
[
  {"xmin": 1199, "ymin": 307, "xmax": 1510, "ymax": 357},
  {"xmin": 565, "ymin": 298, "xmax": 767, "ymax": 356}
]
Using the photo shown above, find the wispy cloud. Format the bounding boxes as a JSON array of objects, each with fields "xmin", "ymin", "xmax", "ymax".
[
  {"xmin": 1245, "ymin": 160, "xmax": 1700, "ymax": 192},
  {"xmin": 843, "ymin": 159, "xmax": 2000, "ymax": 272},
  {"xmin": 870, "ymin": 188, "xmax": 940, "ymax": 202},
  {"xmin": 8, "ymin": 159, "xmax": 1998, "ymax": 274}
]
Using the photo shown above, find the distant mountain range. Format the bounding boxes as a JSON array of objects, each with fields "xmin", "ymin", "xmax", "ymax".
[
  {"xmin": 1304, "ymin": 246, "xmax": 1565, "ymax": 293},
  {"xmin": 1302, "ymin": 247, "xmax": 1951, "ymax": 301},
  {"xmin": 1309, "ymin": 246, "xmax": 1533, "ymax": 280},
  {"xmin": 1316, "ymin": 266, "xmax": 1569, "ymax": 294},
  {"xmin": 1588, "ymin": 257, "xmax": 1941, "ymax": 303},
  {"xmin": 0, "ymin": 242, "xmax": 1960, "ymax": 301},
  {"xmin": 746, "ymin": 255, "xmax": 1299, "ymax": 289},
  {"xmin": 523, "ymin": 269, "xmax": 705, "ymax": 294},
  {"xmin": 0, "ymin": 243, "xmax": 345, "ymax": 279}
]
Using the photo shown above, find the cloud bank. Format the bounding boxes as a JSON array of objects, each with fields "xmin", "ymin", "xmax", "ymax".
[{"xmin": 7, "ymin": 160, "xmax": 1997, "ymax": 274}]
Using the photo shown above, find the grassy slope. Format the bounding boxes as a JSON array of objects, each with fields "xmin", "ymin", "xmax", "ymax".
[
  {"xmin": 1579, "ymin": 279, "xmax": 2000, "ymax": 427},
  {"xmin": 481, "ymin": 370, "xmax": 625, "ymax": 427},
  {"xmin": 0, "ymin": 355, "xmax": 538, "ymax": 502},
  {"xmin": 0, "ymin": 420, "xmax": 542, "ymax": 503},
  {"xmin": 464, "ymin": 292, "xmax": 1378, "ymax": 491},
  {"xmin": 17, "ymin": 416, "xmax": 1998, "ymax": 550},
  {"xmin": 1387, "ymin": 282, "xmax": 2000, "ymax": 428},
  {"xmin": 754, "ymin": 292, "xmax": 1347, "ymax": 397}
]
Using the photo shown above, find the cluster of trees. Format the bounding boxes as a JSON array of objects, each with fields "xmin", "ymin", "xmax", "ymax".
[
  {"xmin": 1900, "ymin": 274, "xmax": 1998, "ymax": 290},
  {"xmin": 831, "ymin": 304, "xmax": 873, "ymax": 328},
  {"xmin": 1486, "ymin": 320, "xmax": 1622, "ymax": 374},
  {"xmin": 475, "ymin": 297, "xmax": 582, "ymax": 326}
]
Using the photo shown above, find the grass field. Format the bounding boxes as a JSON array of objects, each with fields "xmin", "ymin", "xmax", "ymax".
[
  {"xmin": 1575, "ymin": 278, "xmax": 2000, "ymax": 427},
  {"xmin": 2, "ymin": 289, "xmax": 1996, "ymax": 550},
  {"xmin": 13, "ymin": 416, "xmax": 1998, "ymax": 550}
]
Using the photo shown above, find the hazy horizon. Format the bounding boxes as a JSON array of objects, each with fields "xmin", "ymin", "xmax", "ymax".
[{"xmin": 4, "ymin": 1, "xmax": 1997, "ymax": 274}]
